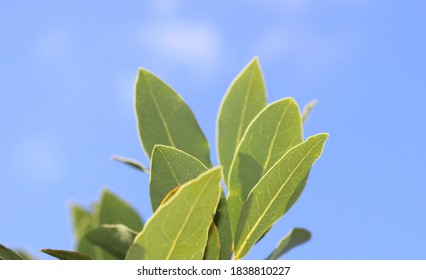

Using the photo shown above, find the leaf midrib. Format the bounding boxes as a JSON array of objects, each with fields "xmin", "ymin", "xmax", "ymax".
[
  {"xmin": 262, "ymin": 101, "xmax": 291, "ymax": 174},
  {"xmin": 164, "ymin": 177, "xmax": 212, "ymax": 259},
  {"xmin": 141, "ymin": 73, "xmax": 176, "ymax": 147},
  {"xmin": 235, "ymin": 68, "xmax": 256, "ymax": 150},
  {"xmin": 234, "ymin": 140, "xmax": 321, "ymax": 259}
]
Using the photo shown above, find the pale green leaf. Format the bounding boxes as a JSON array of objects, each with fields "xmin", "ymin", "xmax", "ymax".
[
  {"xmin": 41, "ymin": 249, "xmax": 92, "ymax": 260},
  {"xmin": 0, "ymin": 244, "xmax": 24, "ymax": 260},
  {"xmin": 267, "ymin": 228, "xmax": 311, "ymax": 260},
  {"xmin": 234, "ymin": 134, "xmax": 328, "ymax": 259},
  {"xmin": 228, "ymin": 98, "xmax": 303, "ymax": 234},
  {"xmin": 126, "ymin": 168, "xmax": 222, "ymax": 260},
  {"xmin": 70, "ymin": 204, "xmax": 92, "ymax": 241},
  {"xmin": 149, "ymin": 145, "xmax": 232, "ymax": 259},
  {"xmin": 98, "ymin": 189, "xmax": 144, "ymax": 232},
  {"xmin": 84, "ymin": 224, "xmax": 137, "ymax": 260},
  {"xmin": 302, "ymin": 99, "xmax": 318, "ymax": 124},
  {"xmin": 217, "ymin": 57, "xmax": 266, "ymax": 183},
  {"xmin": 203, "ymin": 223, "xmax": 220, "ymax": 260},
  {"xmin": 135, "ymin": 68, "xmax": 211, "ymax": 167},
  {"xmin": 112, "ymin": 154, "xmax": 149, "ymax": 174},
  {"xmin": 149, "ymin": 145, "xmax": 208, "ymax": 211}
]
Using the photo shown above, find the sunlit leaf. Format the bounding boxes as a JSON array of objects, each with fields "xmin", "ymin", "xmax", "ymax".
[
  {"xmin": 228, "ymin": 98, "xmax": 303, "ymax": 234},
  {"xmin": 135, "ymin": 69, "xmax": 211, "ymax": 166},
  {"xmin": 217, "ymin": 57, "xmax": 266, "ymax": 184},
  {"xmin": 149, "ymin": 145, "xmax": 232, "ymax": 259},
  {"xmin": 150, "ymin": 145, "xmax": 207, "ymax": 211},
  {"xmin": 126, "ymin": 168, "xmax": 222, "ymax": 260},
  {"xmin": 234, "ymin": 134, "xmax": 328, "ymax": 259}
]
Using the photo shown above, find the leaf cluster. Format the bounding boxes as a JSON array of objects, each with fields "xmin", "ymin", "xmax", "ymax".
[{"xmin": 0, "ymin": 58, "xmax": 327, "ymax": 260}]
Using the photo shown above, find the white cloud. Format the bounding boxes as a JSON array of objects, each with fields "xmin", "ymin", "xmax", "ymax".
[{"xmin": 135, "ymin": 22, "xmax": 222, "ymax": 71}]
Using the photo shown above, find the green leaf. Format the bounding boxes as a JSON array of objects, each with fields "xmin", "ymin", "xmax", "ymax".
[
  {"xmin": 15, "ymin": 250, "xmax": 36, "ymax": 260},
  {"xmin": 149, "ymin": 145, "xmax": 232, "ymax": 259},
  {"xmin": 227, "ymin": 98, "xmax": 303, "ymax": 234},
  {"xmin": 215, "ymin": 193, "xmax": 233, "ymax": 260},
  {"xmin": 84, "ymin": 224, "xmax": 137, "ymax": 260},
  {"xmin": 126, "ymin": 167, "xmax": 222, "ymax": 260},
  {"xmin": 0, "ymin": 244, "xmax": 24, "ymax": 260},
  {"xmin": 112, "ymin": 154, "xmax": 149, "ymax": 174},
  {"xmin": 302, "ymin": 99, "xmax": 318, "ymax": 124},
  {"xmin": 149, "ymin": 145, "xmax": 208, "ymax": 211},
  {"xmin": 71, "ymin": 204, "xmax": 92, "ymax": 241},
  {"xmin": 203, "ymin": 223, "xmax": 220, "ymax": 260},
  {"xmin": 267, "ymin": 228, "xmax": 311, "ymax": 260},
  {"xmin": 41, "ymin": 249, "xmax": 92, "ymax": 260},
  {"xmin": 98, "ymin": 189, "xmax": 144, "ymax": 232},
  {"xmin": 234, "ymin": 133, "xmax": 328, "ymax": 259},
  {"xmin": 70, "ymin": 204, "xmax": 117, "ymax": 260},
  {"xmin": 217, "ymin": 57, "xmax": 266, "ymax": 184},
  {"xmin": 135, "ymin": 68, "xmax": 212, "ymax": 167}
]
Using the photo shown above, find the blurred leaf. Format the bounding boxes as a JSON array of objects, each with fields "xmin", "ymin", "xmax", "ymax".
[
  {"xmin": 217, "ymin": 57, "xmax": 266, "ymax": 184},
  {"xmin": 228, "ymin": 98, "xmax": 303, "ymax": 234},
  {"xmin": 112, "ymin": 154, "xmax": 149, "ymax": 174},
  {"xmin": 149, "ymin": 145, "xmax": 232, "ymax": 259},
  {"xmin": 84, "ymin": 224, "xmax": 137, "ymax": 259},
  {"xmin": 126, "ymin": 168, "xmax": 222, "ymax": 260},
  {"xmin": 203, "ymin": 223, "xmax": 220, "ymax": 260},
  {"xmin": 302, "ymin": 99, "xmax": 318, "ymax": 124},
  {"xmin": 135, "ymin": 68, "xmax": 211, "ymax": 167},
  {"xmin": 0, "ymin": 244, "xmax": 24, "ymax": 260},
  {"xmin": 70, "ymin": 204, "xmax": 117, "ymax": 260},
  {"xmin": 98, "ymin": 189, "xmax": 144, "ymax": 232},
  {"xmin": 15, "ymin": 250, "xmax": 36, "ymax": 260},
  {"xmin": 234, "ymin": 134, "xmax": 328, "ymax": 259},
  {"xmin": 267, "ymin": 228, "xmax": 311, "ymax": 260},
  {"xmin": 41, "ymin": 249, "xmax": 91, "ymax": 260}
]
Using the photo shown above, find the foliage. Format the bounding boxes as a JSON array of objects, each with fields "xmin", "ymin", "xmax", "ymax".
[{"xmin": 0, "ymin": 57, "xmax": 327, "ymax": 260}]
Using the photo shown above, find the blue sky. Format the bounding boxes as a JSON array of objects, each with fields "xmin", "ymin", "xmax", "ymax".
[{"xmin": 1, "ymin": 0, "xmax": 426, "ymax": 259}]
